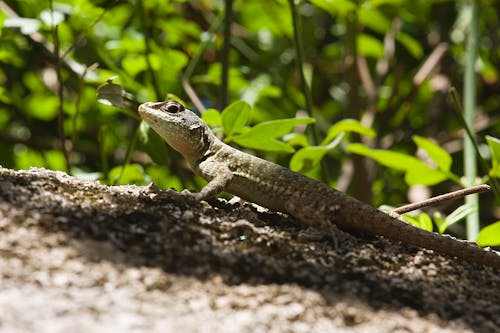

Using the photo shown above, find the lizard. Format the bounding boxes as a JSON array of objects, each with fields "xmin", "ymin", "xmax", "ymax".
[{"xmin": 138, "ymin": 100, "xmax": 500, "ymax": 269}]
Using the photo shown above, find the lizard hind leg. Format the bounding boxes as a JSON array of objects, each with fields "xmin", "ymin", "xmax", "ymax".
[{"xmin": 285, "ymin": 198, "xmax": 340, "ymax": 230}]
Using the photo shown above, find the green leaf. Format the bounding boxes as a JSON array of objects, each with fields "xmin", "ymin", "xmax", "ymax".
[
  {"xmin": 202, "ymin": 108, "xmax": 222, "ymax": 127},
  {"xmin": 347, "ymin": 143, "xmax": 420, "ymax": 171},
  {"xmin": 402, "ymin": 213, "xmax": 433, "ymax": 232},
  {"xmin": 433, "ymin": 211, "xmax": 445, "ymax": 229},
  {"xmin": 412, "ymin": 135, "xmax": 452, "ymax": 172},
  {"xmin": 71, "ymin": 168, "xmax": 102, "ymax": 182},
  {"xmin": 372, "ymin": 0, "xmax": 407, "ymax": 5},
  {"xmin": 309, "ymin": 0, "xmax": 356, "ymax": 16},
  {"xmin": 357, "ymin": 34, "xmax": 384, "ymax": 59},
  {"xmin": 107, "ymin": 164, "xmax": 149, "ymax": 185},
  {"xmin": 221, "ymin": 101, "xmax": 251, "ymax": 137},
  {"xmin": 15, "ymin": 147, "xmax": 45, "ymax": 169},
  {"xmin": 486, "ymin": 136, "xmax": 500, "ymax": 178},
  {"xmin": 40, "ymin": 9, "xmax": 65, "ymax": 26},
  {"xmin": 348, "ymin": 143, "xmax": 448, "ymax": 185},
  {"xmin": 286, "ymin": 133, "xmax": 309, "ymax": 148},
  {"xmin": 436, "ymin": 203, "xmax": 477, "ymax": 234},
  {"xmin": 232, "ymin": 118, "xmax": 315, "ymax": 153},
  {"xmin": 396, "ymin": 32, "xmax": 423, "ymax": 59},
  {"xmin": 138, "ymin": 122, "xmax": 169, "ymax": 166},
  {"xmin": 290, "ymin": 133, "xmax": 345, "ymax": 172},
  {"xmin": 43, "ymin": 150, "xmax": 67, "ymax": 171},
  {"xmin": 25, "ymin": 95, "xmax": 58, "ymax": 121},
  {"xmin": 358, "ymin": 7, "xmax": 391, "ymax": 34},
  {"xmin": 480, "ymin": 56, "xmax": 498, "ymax": 83},
  {"xmin": 146, "ymin": 165, "xmax": 183, "ymax": 191},
  {"xmin": 405, "ymin": 165, "xmax": 448, "ymax": 186},
  {"xmin": 157, "ymin": 49, "xmax": 189, "ymax": 79},
  {"xmin": 321, "ymin": 119, "xmax": 375, "ymax": 145},
  {"xmin": 0, "ymin": 9, "xmax": 7, "ymax": 31},
  {"xmin": 122, "ymin": 55, "xmax": 147, "ymax": 77},
  {"xmin": 234, "ymin": 137, "xmax": 294, "ymax": 153},
  {"xmin": 476, "ymin": 221, "xmax": 500, "ymax": 246},
  {"xmin": 97, "ymin": 79, "xmax": 126, "ymax": 108}
]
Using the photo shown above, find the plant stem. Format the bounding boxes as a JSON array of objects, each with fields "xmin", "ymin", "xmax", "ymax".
[
  {"xmin": 138, "ymin": 0, "xmax": 161, "ymax": 100},
  {"xmin": 463, "ymin": 0, "xmax": 479, "ymax": 241},
  {"xmin": 221, "ymin": 0, "xmax": 233, "ymax": 109},
  {"xmin": 50, "ymin": 0, "xmax": 69, "ymax": 172},
  {"xmin": 289, "ymin": 0, "xmax": 316, "ymax": 142}
]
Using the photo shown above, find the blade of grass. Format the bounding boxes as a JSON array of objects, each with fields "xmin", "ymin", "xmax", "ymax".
[
  {"xmin": 462, "ymin": 0, "xmax": 479, "ymax": 240},
  {"xmin": 449, "ymin": 88, "xmax": 500, "ymax": 199}
]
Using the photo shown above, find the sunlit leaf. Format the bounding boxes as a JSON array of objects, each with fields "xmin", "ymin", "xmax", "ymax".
[
  {"xmin": 122, "ymin": 55, "xmax": 147, "ymax": 77},
  {"xmin": 348, "ymin": 143, "xmax": 448, "ymax": 185},
  {"xmin": 0, "ymin": 10, "xmax": 7, "ymax": 31},
  {"xmin": 4, "ymin": 17, "xmax": 40, "ymax": 34},
  {"xmin": 97, "ymin": 79, "xmax": 126, "ymax": 108},
  {"xmin": 43, "ymin": 150, "xmax": 67, "ymax": 171},
  {"xmin": 15, "ymin": 147, "xmax": 45, "ymax": 169},
  {"xmin": 25, "ymin": 95, "xmax": 59, "ymax": 121},
  {"xmin": 437, "ymin": 203, "xmax": 476, "ymax": 234},
  {"xmin": 232, "ymin": 118, "xmax": 315, "ymax": 153},
  {"xmin": 309, "ymin": 0, "xmax": 357, "ymax": 16},
  {"xmin": 477, "ymin": 221, "xmax": 500, "ymax": 246},
  {"xmin": 402, "ymin": 213, "xmax": 433, "ymax": 232},
  {"xmin": 396, "ymin": 32, "xmax": 423, "ymax": 58},
  {"xmin": 357, "ymin": 34, "xmax": 384, "ymax": 59},
  {"xmin": 358, "ymin": 7, "xmax": 391, "ymax": 33},
  {"xmin": 347, "ymin": 143, "xmax": 419, "ymax": 171},
  {"xmin": 486, "ymin": 136, "xmax": 500, "ymax": 178},
  {"xmin": 146, "ymin": 165, "xmax": 183, "ymax": 191},
  {"xmin": 107, "ymin": 164, "xmax": 149, "ymax": 185},
  {"xmin": 413, "ymin": 135, "xmax": 452, "ymax": 172},
  {"xmin": 202, "ymin": 108, "xmax": 222, "ymax": 127},
  {"xmin": 322, "ymin": 119, "xmax": 375, "ymax": 145},
  {"xmin": 405, "ymin": 164, "xmax": 447, "ymax": 186},
  {"xmin": 291, "ymin": 133, "xmax": 344, "ymax": 173},
  {"xmin": 222, "ymin": 101, "xmax": 251, "ymax": 137},
  {"xmin": 40, "ymin": 9, "xmax": 65, "ymax": 26}
]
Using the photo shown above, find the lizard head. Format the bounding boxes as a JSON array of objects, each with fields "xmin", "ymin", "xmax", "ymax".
[{"xmin": 138, "ymin": 100, "xmax": 215, "ymax": 164}]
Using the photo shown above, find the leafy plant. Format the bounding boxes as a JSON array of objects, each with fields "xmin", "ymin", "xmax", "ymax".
[{"xmin": 1, "ymin": 0, "xmax": 499, "ymax": 245}]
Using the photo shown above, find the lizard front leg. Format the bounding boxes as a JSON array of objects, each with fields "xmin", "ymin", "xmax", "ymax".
[{"xmin": 192, "ymin": 165, "xmax": 234, "ymax": 201}]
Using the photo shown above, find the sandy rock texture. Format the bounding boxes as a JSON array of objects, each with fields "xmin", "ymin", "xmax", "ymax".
[{"xmin": 0, "ymin": 167, "xmax": 498, "ymax": 332}]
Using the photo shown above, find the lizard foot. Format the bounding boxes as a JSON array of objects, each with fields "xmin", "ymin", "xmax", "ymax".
[{"xmin": 297, "ymin": 226, "xmax": 342, "ymax": 250}]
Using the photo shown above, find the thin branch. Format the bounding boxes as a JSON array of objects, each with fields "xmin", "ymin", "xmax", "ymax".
[
  {"xmin": 181, "ymin": 76, "xmax": 206, "ymax": 114},
  {"xmin": 357, "ymin": 55, "xmax": 377, "ymax": 130},
  {"xmin": 413, "ymin": 42, "xmax": 448, "ymax": 86},
  {"xmin": 380, "ymin": 42, "xmax": 449, "ymax": 133},
  {"xmin": 289, "ymin": 0, "xmax": 314, "ymax": 127},
  {"xmin": 393, "ymin": 184, "xmax": 491, "ymax": 214}
]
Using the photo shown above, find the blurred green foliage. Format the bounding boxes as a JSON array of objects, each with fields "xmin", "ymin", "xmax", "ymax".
[{"xmin": 1, "ymin": 0, "xmax": 500, "ymax": 242}]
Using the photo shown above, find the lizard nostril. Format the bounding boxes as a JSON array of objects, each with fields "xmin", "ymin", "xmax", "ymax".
[{"xmin": 162, "ymin": 101, "xmax": 185, "ymax": 113}]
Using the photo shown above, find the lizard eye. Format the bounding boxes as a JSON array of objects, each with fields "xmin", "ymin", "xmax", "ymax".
[{"xmin": 161, "ymin": 101, "xmax": 185, "ymax": 113}]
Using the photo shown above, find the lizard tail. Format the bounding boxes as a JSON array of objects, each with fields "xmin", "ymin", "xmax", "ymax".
[{"xmin": 337, "ymin": 200, "xmax": 500, "ymax": 270}]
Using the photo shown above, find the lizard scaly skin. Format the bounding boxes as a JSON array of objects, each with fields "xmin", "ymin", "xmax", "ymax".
[{"xmin": 139, "ymin": 100, "xmax": 500, "ymax": 269}]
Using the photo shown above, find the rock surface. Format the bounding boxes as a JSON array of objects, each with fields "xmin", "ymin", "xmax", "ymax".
[{"xmin": 0, "ymin": 167, "xmax": 498, "ymax": 333}]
